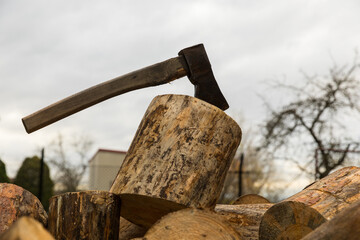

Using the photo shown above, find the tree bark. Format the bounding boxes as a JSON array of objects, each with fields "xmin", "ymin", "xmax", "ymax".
[
  {"xmin": 48, "ymin": 191, "xmax": 121, "ymax": 240},
  {"xmin": 110, "ymin": 94, "xmax": 241, "ymax": 227},
  {"xmin": 0, "ymin": 217, "xmax": 54, "ymax": 240},
  {"xmin": 232, "ymin": 194, "xmax": 271, "ymax": 205},
  {"xmin": 140, "ymin": 208, "xmax": 241, "ymax": 240},
  {"xmin": 285, "ymin": 166, "xmax": 360, "ymax": 219},
  {"xmin": 215, "ymin": 203, "xmax": 273, "ymax": 240},
  {"xmin": 301, "ymin": 199, "xmax": 360, "ymax": 240},
  {"xmin": 259, "ymin": 201, "xmax": 326, "ymax": 240},
  {"xmin": 0, "ymin": 183, "xmax": 47, "ymax": 234},
  {"xmin": 258, "ymin": 166, "xmax": 360, "ymax": 240}
]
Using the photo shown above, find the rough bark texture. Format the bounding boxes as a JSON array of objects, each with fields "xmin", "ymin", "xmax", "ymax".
[
  {"xmin": 48, "ymin": 191, "xmax": 121, "ymax": 240},
  {"xmin": 232, "ymin": 194, "xmax": 271, "ymax": 205},
  {"xmin": 119, "ymin": 217, "xmax": 147, "ymax": 240},
  {"xmin": 141, "ymin": 208, "xmax": 242, "ymax": 240},
  {"xmin": 0, "ymin": 217, "xmax": 54, "ymax": 240},
  {"xmin": 119, "ymin": 194, "xmax": 186, "ymax": 228},
  {"xmin": 259, "ymin": 201, "xmax": 326, "ymax": 240},
  {"xmin": 0, "ymin": 183, "xmax": 48, "ymax": 234},
  {"xmin": 285, "ymin": 166, "xmax": 360, "ymax": 220},
  {"xmin": 110, "ymin": 94, "xmax": 241, "ymax": 226},
  {"xmin": 215, "ymin": 203, "xmax": 273, "ymax": 240},
  {"xmin": 302, "ymin": 199, "xmax": 360, "ymax": 240}
]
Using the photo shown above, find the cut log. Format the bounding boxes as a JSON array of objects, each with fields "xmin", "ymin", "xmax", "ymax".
[
  {"xmin": 0, "ymin": 183, "xmax": 47, "ymax": 233},
  {"xmin": 48, "ymin": 191, "xmax": 121, "ymax": 240},
  {"xmin": 232, "ymin": 194, "xmax": 271, "ymax": 205},
  {"xmin": 110, "ymin": 94, "xmax": 241, "ymax": 227},
  {"xmin": 259, "ymin": 166, "xmax": 360, "ymax": 240},
  {"xmin": 0, "ymin": 217, "xmax": 54, "ymax": 240},
  {"xmin": 259, "ymin": 201, "xmax": 326, "ymax": 240},
  {"xmin": 119, "ymin": 194, "xmax": 186, "ymax": 228},
  {"xmin": 285, "ymin": 166, "xmax": 360, "ymax": 219},
  {"xmin": 119, "ymin": 217, "xmax": 146, "ymax": 240},
  {"xmin": 215, "ymin": 203, "xmax": 273, "ymax": 240},
  {"xmin": 301, "ymin": 199, "xmax": 360, "ymax": 240},
  {"xmin": 141, "ymin": 208, "xmax": 242, "ymax": 240}
]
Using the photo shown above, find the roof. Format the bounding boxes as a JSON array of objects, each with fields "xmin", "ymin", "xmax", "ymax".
[{"xmin": 88, "ymin": 148, "xmax": 127, "ymax": 163}]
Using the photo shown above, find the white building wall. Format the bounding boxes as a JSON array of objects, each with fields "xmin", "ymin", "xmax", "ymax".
[{"xmin": 88, "ymin": 149, "xmax": 126, "ymax": 191}]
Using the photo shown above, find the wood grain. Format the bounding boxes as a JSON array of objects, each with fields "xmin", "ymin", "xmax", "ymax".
[
  {"xmin": 0, "ymin": 217, "xmax": 54, "ymax": 240},
  {"xmin": 215, "ymin": 203, "xmax": 273, "ymax": 240},
  {"xmin": 48, "ymin": 191, "xmax": 121, "ymax": 240},
  {"xmin": 141, "ymin": 208, "xmax": 241, "ymax": 240},
  {"xmin": 110, "ymin": 94, "xmax": 241, "ymax": 227},
  {"xmin": 0, "ymin": 183, "xmax": 47, "ymax": 234}
]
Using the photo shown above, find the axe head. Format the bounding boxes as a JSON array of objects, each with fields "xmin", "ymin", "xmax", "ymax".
[{"xmin": 178, "ymin": 44, "xmax": 229, "ymax": 110}]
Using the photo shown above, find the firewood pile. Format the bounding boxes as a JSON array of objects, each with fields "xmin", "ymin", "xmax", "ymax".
[{"xmin": 1, "ymin": 95, "xmax": 359, "ymax": 240}]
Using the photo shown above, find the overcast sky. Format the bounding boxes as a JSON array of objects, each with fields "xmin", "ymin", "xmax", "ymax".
[{"xmin": 1, "ymin": 0, "xmax": 360, "ymax": 192}]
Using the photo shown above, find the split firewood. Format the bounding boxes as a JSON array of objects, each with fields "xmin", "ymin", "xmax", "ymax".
[
  {"xmin": 259, "ymin": 201, "xmax": 326, "ymax": 240},
  {"xmin": 301, "ymin": 199, "xmax": 360, "ymax": 240},
  {"xmin": 48, "ymin": 191, "xmax": 121, "ymax": 240},
  {"xmin": 110, "ymin": 94, "xmax": 242, "ymax": 227},
  {"xmin": 258, "ymin": 166, "xmax": 360, "ymax": 240},
  {"xmin": 0, "ymin": 183, "xmax": 47, "ymax": 234},
  {"xmin": 0, "ymin": 217, "xmax": 54, "ymax": 240},
  {"xmin": 215, "ymin": 203, "xmax": 273, "ymax": 240},
  {"xmin": 119, "ymin": 217, "xmax": 147, "ymax": 240},
  {"xmin": 285, "ymin": 166, "xmax": 360, "ymax": 219},
  {"xmin": 232, "ymin": 194, "xmax": 271, "ymax": 205},
  {"xmin": 138, "ymin": 208, "xmax": 241, "ymax": 240}
]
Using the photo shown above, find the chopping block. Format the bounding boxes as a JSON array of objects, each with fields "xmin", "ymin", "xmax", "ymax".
[{"xmin": 110, "ymin": 94, "xmax": 242, "ymax": 228}]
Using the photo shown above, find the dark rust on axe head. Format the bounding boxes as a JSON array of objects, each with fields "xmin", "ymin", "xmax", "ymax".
[{"xmin": 22, "ymin": 43, "xmax": 229, "ymax": 133}]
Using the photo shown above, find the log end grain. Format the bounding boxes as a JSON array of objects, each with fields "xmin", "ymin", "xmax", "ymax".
[
  {"xmin": 120, "ymin": 194, "xmax": 187, "ymax": 229},
  {"xmin": 119, "ymin": 217, "xmax": 147, "ymax": 240},
  {"xmin": 301, "ymin": 199, "xmax": 360, "ymax": 240},
  {"xmin": 0, "ymin": 217, "xmax": 54, "ymax": 240},
  {"xmin": 259, "ymin": 201, "xmax": 326, "ymax": 240},
  {"xmin": 0, "ymin": 183, "xmax": 47, "ymax": 233},
  {"xmin": 232, "ymin": 194, "xmax": 271, "ymax": 205},
  {"xmin": 143, "ymin": 208, "xmax": 242, "ymax": 240}
]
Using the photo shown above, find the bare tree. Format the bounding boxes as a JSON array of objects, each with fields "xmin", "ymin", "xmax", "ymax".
[
  {"xmin": 262, "ymin": 59, "xmax": 360, "ymax": 179},
  {"xmin": 48, "ymin": 133, "xmax": 94, "ymax": 193},
  {"xmin": 219, "ymin": 116, "xmax": 279, "ymax": 203}
]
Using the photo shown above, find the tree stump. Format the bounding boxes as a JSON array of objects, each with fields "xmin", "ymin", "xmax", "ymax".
[
  {"xmin": 140, "ymin": 208, "xmax": 241, "ymax": 240},
  {"xmin": 0, "ymin": 217, "xmax": 54, "ymax": 240},
  {"xmin": 259, "ymin": 201, "xmax": 326, "ymax": 240},
  {"xmin": 285, "ymin": 166, "xmax": 360, "ymax": 219},
  {"xmin": 232, "ymin": 194, "xmax": 271, "ymax": 205},
  {"xmin": 119, "ymin": 217, "xmax": 146, "ymax": 240},
  {"xmin": 110, "ymin": 94, "xmax": 242, "ymax": 227},
  {"xmin": 48, "ymin": 191, "xmax": 121, "ymax": 240},
  {"xmin": 215, "ymin": 203, "xmax": 273, "ymax": 240},
  {"xmin": 302, "ymin": 199, "xmax": 360, "ymax": 240},
  {"xmin": 0, "ymin": 183, "xmax": 47, "ymax": 233}
]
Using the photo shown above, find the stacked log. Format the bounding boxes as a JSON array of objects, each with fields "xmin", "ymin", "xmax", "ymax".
[
  {"xmin": 48, "ymin": 191, "xmax": 121, "ymax": 240},
  {"xmin": 0, "ymin": 217, "xmax": 54, "ymax": 240},
  {"xmin": 215, "ymin": 203, "xmax": 273, "ymax": 240},
  {"xmin": 232, "ymin": 194, "xmax": 271, "ymax": 205},
  {"xmin": 301, "ymin": 199, "xmax": 360, "ymax": 240},
  {"xmin": 0, "ymin": 183, "xmax": 47, "ymax": 234},
  {"xmin": 136, "ymin": 208, "xmax": 241, "ymax": 240},
  {"xmin": 259, "ymin": 166, "xmax": 360, "ymax": 239},
  {"xmin": 110, "ymin": 94, "xmax": 241, "ymax": 227}
]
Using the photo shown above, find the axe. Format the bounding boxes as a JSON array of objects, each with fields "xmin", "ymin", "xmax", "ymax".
[{"xmin": 22, "ymin": 44, "xmax": 229, "ymax": 133}]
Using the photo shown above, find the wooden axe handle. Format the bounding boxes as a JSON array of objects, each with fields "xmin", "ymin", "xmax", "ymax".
[{"xmin": 22, "ymin": 56, "xmax": 187, "ymax": 133}]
